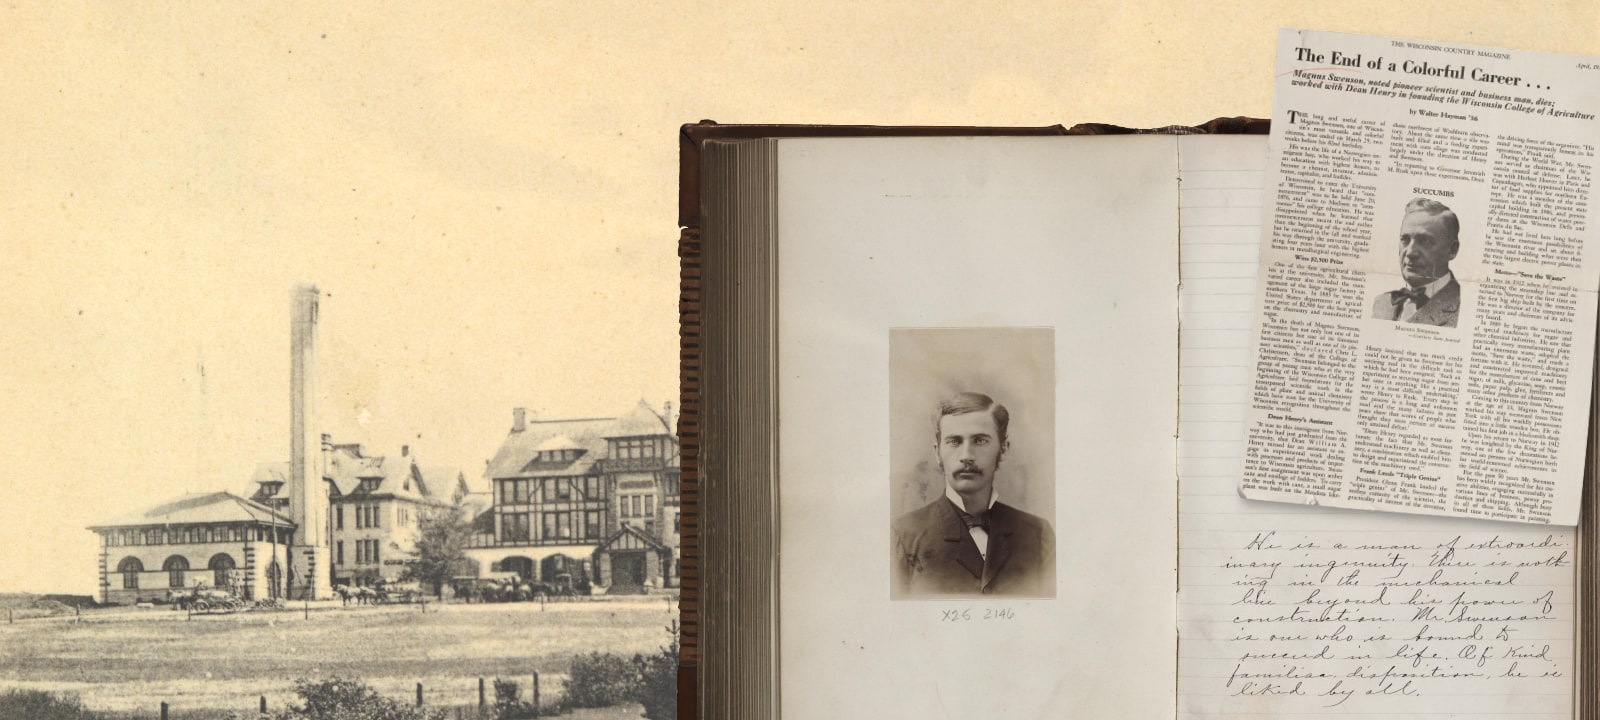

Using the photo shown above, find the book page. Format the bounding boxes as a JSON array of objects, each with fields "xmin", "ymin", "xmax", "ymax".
[
  {"xmin": 776, "ymin": 136, "xmax": 1180, "ymax": 719},
  {"xmin": 1240, "ymin": 29, "xmax": 1600, "ymax": 525},
  {"xmin": 1177, "ymin": 135, "xmax": 1575, "ymax": 719}
]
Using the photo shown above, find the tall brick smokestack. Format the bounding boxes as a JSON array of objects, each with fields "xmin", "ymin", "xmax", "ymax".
[{"xmin": 289, "ymin": 284, "xmax": 330, "ymax": 600}]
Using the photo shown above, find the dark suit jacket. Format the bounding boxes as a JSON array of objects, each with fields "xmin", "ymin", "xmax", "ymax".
[
  {"xmin": 892, "ymin": 498, "xmax": 1055, "ymax": 598},
  {"xmin": 1372, "ymin": 277, "xmax": 1460, "ymax": 327}
]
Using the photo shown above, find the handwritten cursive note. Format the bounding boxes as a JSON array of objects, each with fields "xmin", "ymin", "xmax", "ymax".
[
  {"xmin": 1175, "ymin": 137, "xmax": 1574, "ymax": 719},
  {"xmin": 1220, "ymin": 531, "xmax": 1568, "ymax": 708}
]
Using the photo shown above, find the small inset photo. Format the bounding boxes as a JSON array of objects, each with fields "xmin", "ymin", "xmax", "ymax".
[
  {"xmin": 1370, "ymin": 196, "xmax": 1463, "ymax": 328},
  {"xmin": 888, "ymin": 326, "xmax": 1055, "ymax": 600}
]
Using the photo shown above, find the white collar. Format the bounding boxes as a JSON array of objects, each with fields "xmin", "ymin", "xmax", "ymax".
[
  {"xmin": 945, "ymin": 482, "xmax": 998, "ymax": 513},
  {"xmin": 1411, "ymin": 271, "xmax": 1454, "ymax": 300}
]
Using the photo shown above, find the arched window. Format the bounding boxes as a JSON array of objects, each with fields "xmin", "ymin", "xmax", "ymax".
[
  {"xmin": 117, "ymin": 557, "xmax": 143, "ymax": 589},
  {"xmin": 163, "ymin": 555, "xmax": 190, "ymax": 588},
  {"xmin": 208, "ymin": 553, "xmax": 236, "ymax": 588}
]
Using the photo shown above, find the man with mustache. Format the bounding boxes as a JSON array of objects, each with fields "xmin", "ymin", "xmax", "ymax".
[
  {"xmin": 1372, "ymin": 197, "xmax": 1461, "ymax": 327},
  {"xmin": 892, "ymin": 392, "xmax": 1055, "ymax": 598}
]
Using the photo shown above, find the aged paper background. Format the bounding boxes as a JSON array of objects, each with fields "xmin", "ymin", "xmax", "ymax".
[{"xmin": 1, "ymin": 0, "xmax": 1595, "ymax": 606}]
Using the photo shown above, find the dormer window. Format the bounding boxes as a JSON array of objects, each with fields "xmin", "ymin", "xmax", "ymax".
[
  {"xmin": 260, "ymin": 482, "xmax": 281, "ymax": 497},
  {"xmin": 358, "ymin": 478, "xmax": 381, "ymax": 494},
  {"xmin": 611, "ymin": 437, "xmax": 660, "ymax": 459}
]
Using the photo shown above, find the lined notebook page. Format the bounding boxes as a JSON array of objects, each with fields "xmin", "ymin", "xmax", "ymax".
[{"xmin": 1176, "ymin": 136, "xmax": 1575, "ymax": 719}]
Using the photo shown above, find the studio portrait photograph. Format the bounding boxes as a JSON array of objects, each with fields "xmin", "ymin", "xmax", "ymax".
[{"xmin": 887, "ymin": 326, "xmax": 1055, "ymax": 600}]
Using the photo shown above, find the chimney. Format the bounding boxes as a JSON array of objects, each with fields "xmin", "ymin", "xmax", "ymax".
[
  {"xmin": 288, "ymin": 284, "xmax": 331, "ymax": 600},
  {"xmin": 513, "ymin": 407, "xmax": 527, "ymax": 433}
]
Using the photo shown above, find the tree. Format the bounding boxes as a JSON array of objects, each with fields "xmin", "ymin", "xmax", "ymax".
[{"xmin": 401, "ymin": 504, "xmax": 473, "ymax": 599}]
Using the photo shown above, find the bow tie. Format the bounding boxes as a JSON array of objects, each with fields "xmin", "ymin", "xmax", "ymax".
[
  {"xmin": 1393, "ymin": 285, "xmax": 1430, "ymax": 307},
  {"xmin": 955, "ymin": 507, "xmax": 992, "ymax": 531}
]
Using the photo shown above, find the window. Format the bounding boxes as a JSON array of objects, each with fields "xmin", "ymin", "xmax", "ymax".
[
  {"xmin": 645, "ymin": 495, "xmax": 655, "ymax": 517},
  {"xmin": 145, "ymin": 528, "xmax": 163, "ymax": 545},
  {"xmin": 336, "ymin": 505, "xmax": 344, "ymax": 530},
  {"xmin": 584, "ymin": 477, "xmax": 601, "ymax": 499},
  {"xmin": 613, "ymin": 437, "xmax": 662, "ymax": 459},
  {"xmin": 163, "ymin": 556, "xmax": 189, "ymax": 588},
  {"xmin": 503, "ymin": 512, "xmax": 529, "ymax": 542},
  {"xmin": 118, "ymin": 557, "xmax": 142, "ymax": 589},
  {"xmin": 356, "ymin": 539, "xmax": 379, "ymax": 565},
  {"xmin": 556, "ymin": 480, "xmax": 571, "ymax": 500},
  {"xmin": 674, "ymin": 512, "xmax": 681, "ymax": 534},
  {"xmin": 586, "ymin": 511, "xmax": 602, "ymax": 539},
  {"xmin": 543, "ymin": 513, "xmax": 557, "ymax": 540},
  {"xmin": 336, "ymin": 541, "xmax": 344, "ymax": 565},
  {"xmin": 543, "ymin": 479, "xmax": 557, "ymax": 502},
  {"xmin": 209, "ymin": 554, "xmax": 235, "ymax": 587}
]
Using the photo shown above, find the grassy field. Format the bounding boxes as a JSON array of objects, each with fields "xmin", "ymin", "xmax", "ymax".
[{"xmin": 0, "ymin": 597, "xmax": 676, "ymax": 718}]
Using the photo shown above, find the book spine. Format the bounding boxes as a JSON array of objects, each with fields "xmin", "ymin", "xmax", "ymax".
[{"xmin": 678, "ymin": 224, "xmax": 702, "ymax": 720}]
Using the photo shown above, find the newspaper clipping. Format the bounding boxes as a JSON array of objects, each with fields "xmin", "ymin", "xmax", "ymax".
[{"xmin": 1241, "ymin": 29, "xmax": 1600, "ymax": 525}]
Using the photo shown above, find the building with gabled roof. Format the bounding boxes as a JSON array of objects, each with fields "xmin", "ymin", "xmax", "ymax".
[
  {"xmin": 89, "ymin": 492, "xmax": 297, "ymax": 605},
  {"xmin": 467, "ymin": 400, "xmax": 681, "ymax": 593},
  {"xmin": 250, "ymin": 439, "xmax": 460, "ymax": 587}
]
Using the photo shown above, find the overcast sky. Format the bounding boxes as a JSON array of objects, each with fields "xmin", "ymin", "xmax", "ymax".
[{"xmin": 3, "ymin": 3, "xmax": 1593, "ymax": 595}]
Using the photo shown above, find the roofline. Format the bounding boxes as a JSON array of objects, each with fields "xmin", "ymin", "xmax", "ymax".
[
  {"xmin": 87, "ymin": 516, "xmax": 297, "ymax": 532},
  {"xmin": 331, "ymin": 493, "xmax": 454, "ymax": 507}
]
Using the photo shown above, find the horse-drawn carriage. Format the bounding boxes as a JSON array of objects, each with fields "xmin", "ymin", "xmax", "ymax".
[
  {"xmin": 378, "ymin": 580, "xmax": 425, "ymax": 604},
  {"xmin": 450, "ymin": 571, "xmax": 587, "ymax": 603},
  {"xmin": 168, "ymin": 585, "xmax": 246, "ymax": 614},
  {"xmin": 334, "ymin": 579, "xmax": 426, "ymax": 605}
]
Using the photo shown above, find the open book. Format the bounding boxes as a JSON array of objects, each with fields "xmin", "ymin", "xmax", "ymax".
[
  {"xmin": 684, "ymin": 130, "xmax": 1593, "ymax": 719},
  {"xmin": 679, "ymin": 31, "xmax": 1600, "ymax": 719}
]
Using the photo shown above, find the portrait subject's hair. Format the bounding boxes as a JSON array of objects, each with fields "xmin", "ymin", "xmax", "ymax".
[
  {"xmin": 1403, "ymin": 197, "xmax": 1460, "ymax": 242},
  {"xmin": 935, "ymin": 391, "xmax": 1010, "ymax": 446}
]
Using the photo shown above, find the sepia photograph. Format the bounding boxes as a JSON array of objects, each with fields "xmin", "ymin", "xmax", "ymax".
[
  {"xmin": 888, "ymin": 327, "xmax": 1055, "ymax": 600},
  {"xmin": 1371, "ymin": 195, "xmax": 1464, "ymax": 328}
]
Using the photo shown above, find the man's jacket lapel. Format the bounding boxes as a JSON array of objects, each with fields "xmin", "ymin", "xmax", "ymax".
[{"xmin": 940, "ymin": 500, "xmax": 984, "ymax": 581}]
